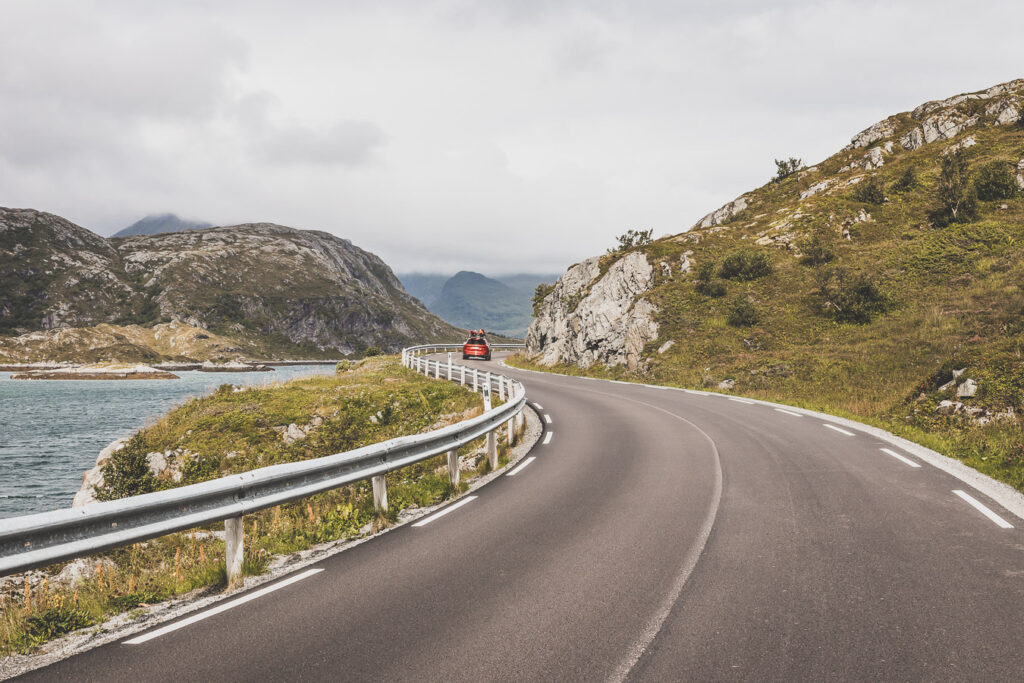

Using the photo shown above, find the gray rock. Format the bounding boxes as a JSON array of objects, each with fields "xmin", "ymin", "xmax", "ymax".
[
  {"xmin": 55, "ymin": 557, "xmax": 116, "ymax": 586},
  {"xmin": 679, "ymin": 251, "xmax": 693, "ymax": 274},
  {"xmin": 845, "ymin": 120, "xmax": 895, "ymax": 150},
  {"xmin": 862, "ymin": 146, "xmax": 886, "ymax": 170},
  {"xmin": 717, "ymin": 379, "xmax": 736, "ymax": 391},
  {"xmin": 661, "ymin": 261, "xmax": 672, "ymax": 277},
  {"xmin": 283, "ymin": 423, "xmax": 307, "ymax": 444},
  {"xmin": 146, "ymin": 451, "xmax": 168, "ymax": 476},
  {"xmin": 526, "ymin": 251, "xmax": 658, "ymax": 371},
  {"xmin": 986, "ymin": 98, "xmax": 1021, "ymax": 125},
  {"xmin": 944, "ymin": 135, "xmax": 976, "ymax": 154},
  {"xmin": 936, "ymin": 399, "xmax": 960, "ymax": 415},
  {"xmin": 695, "ymin": 195, "xmax": 748, "ymax": 229},
  {"xmin": 956, "ymin": 378, "xmax": 978, "ymax": 398},
  {"xmin": 657, "ymin": 340, "xmax": 676, "ymax": 354},
  {"xmin": 1017, "ymin": 159, "xmax": 1024, "ymax": 190},
  {"xmin": 901, "ymin": 127, "xmax": 924, "ymax": 151},
  {"xmin": 921, "ymin": 113, "xmax": 977, "ymax": 144},
  {"xmin": 800, "ymin": 180, "xmax": 831, "ymax": 200},
  {"xmin": 72, "ymin": 437, "xmax": 129, "ymax": 507}
]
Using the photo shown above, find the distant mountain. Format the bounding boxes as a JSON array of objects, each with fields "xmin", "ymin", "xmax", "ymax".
[
  {"xmin": 1, "ymin": 207, "xmax": 461, "ymax": 358},
  {"xmin": 112, "ymin": 213, "xmax": 212, "ymax": 237},
  {"xmin": 398, "ymin": 273, "xmax": 450, "ymax": 308},
  {"xmin": 415, "ymin": 271, "xmax": 557, "ymax": 338}
]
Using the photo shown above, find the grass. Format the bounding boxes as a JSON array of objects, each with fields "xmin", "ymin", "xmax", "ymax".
[
  {"xmin": 1, "ymin": 355, "xmax": 522, "ymax": 656},
  {"xmin": 516, "ymin": 95, "xmax": 1024, "ymax": 495}
]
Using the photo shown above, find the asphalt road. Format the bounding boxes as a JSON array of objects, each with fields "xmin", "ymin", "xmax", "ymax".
[{"xmin": 17, "ymin": 354, "xmax": 1024, "ymax": 681}]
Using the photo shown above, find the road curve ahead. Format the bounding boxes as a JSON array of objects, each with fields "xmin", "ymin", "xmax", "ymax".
[{"xmin": 16, "ymin": 354, "xmax": 1024, "ymax": 681}]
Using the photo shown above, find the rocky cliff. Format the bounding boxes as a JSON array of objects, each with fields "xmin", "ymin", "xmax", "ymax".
[
  {"xmin": 1, "ymin": 208, "xmax": 460, "ymax": 357},
  {"xmin": 526, "ymin": 252, "xmax": 658, "ymax": 370}
]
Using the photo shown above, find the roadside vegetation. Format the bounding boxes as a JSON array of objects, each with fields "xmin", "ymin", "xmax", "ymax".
[
  {"xmin": 1, "ymin": 356, "xmax": 516, "ymax": 656},
  {"xmin": 511, "ymin": 101, "xmax": 1024, "ymax": 496}
]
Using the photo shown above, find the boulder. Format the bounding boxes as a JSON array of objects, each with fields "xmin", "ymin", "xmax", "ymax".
[
  {"xmin": 936, "ymin": 400, "xmax": 960, "ymax": 415},
  {"xmin": 845, "ymin": 120, "xmax": 895, "ymax": 150},
  {"xmin": 956, "ymin": 379, "xmax": 978, "ymax": 398},
  {"xmin": 657, "ymin": 340, "xmax": 676, "ymax": 354},
  {"xmin": 717, "ymin": 379, "xmax": 736, "ymax": 391},
  {"xmin": 901, "ymin": 127, "xmax": 924, "ymax": 151},
  {"xmin": 72, "ymin": 437, "xmax": 129, "ymax": 507},
  {"xmin": 800, "ymin": 180, "xmax": 831, "ymax": 200}
]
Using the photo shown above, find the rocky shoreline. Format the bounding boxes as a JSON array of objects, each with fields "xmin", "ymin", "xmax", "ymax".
[{"xmin": 11, "ymin": 364, "xmax": 179, "ymax": 380}]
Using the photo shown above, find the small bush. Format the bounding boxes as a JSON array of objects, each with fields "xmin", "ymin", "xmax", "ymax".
[
  {"xmin": 930, "ymin": 149, "xmax": 978, "ymax": 226},
  {"xmin": 694, "ymin": 261, "xmax": 727, "ymax": 297},
  {"xmin": 362, "ymin": 346, "xmax": 381, "ymax": 357},
  {"xmin": 608, "ymin": 228, "xmax": 653, "ymax": 253},
  {"xmin": 718, "ymin": 249, "xmax": 774, "ymax": 281},
  {"xmin": 852, "ymin": 175, "xmax": 885, "ymax": 204},
  {"xmin": 891, "ymin": 166, "xmax": 917, "ymax": 193},
  {"xmin": 818, "ymin": 267, "xmax": 890, "ymax": 323},
  {"xmin": 14, "ymin": 608, "xmax": 94, "ymax": 651},
  {"xmin": 95, "ymin": 437, "xmax": 158, "ymax": 501},
  {"xmin": 798, "ymin": 229, "xmax": 836, "ymax": 266},
  {"xmin": 773, "ymin": 157, "xmax": 803, "ymax": 182},
  {"xmin": 726, "ymin": 298, "xmax": 760, "ymax": 327},
  {"xmin": 974, "ymin": 161, "xmax": 1018, "ymax": 201}
]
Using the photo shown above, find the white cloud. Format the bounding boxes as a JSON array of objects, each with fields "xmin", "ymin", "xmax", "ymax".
[{"xmin": 1, "ymin": 0, "xmax": 1022, "ymax": 274}]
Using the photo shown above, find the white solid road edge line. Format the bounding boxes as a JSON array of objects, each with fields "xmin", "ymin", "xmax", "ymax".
[
  {"xmin": 823, "ymin": 423, "xmax": 855, "ymax": 436},
  {"xmin": 542, "ymin": 431, "xmax": 553, "ymax": 445},
  {"xmin": 953, "ymin": 490, "xmax": 1014, "ymax": 528},
  {"xmin": 774, "ymin": 408, "xmax": 803, "ymax": 417},
  {"xmin": 533, "ymin": 402, "xmax": 544, "ymax": 410},
  {"xmin": 544, "ymin": 414, "xmax": 552, "ymax": 424},
  {"xmin": 881, "ymin": 447, "xmax": 922, "ymax": 468},
  {"xmin": 412, "ymin": 495, "xmax": 478, "ymax": 527},
  {"xmin": 507, "ymin": 456, "xmax": 537, "ymax": 476},
  {"xmin": 124, "ymin": 568, "xmax": 324, "ymax": 645}
]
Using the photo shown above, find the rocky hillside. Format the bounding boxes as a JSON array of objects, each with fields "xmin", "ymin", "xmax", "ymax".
[
  {"xmin": 1, "ymin": 208, "xmax": 461, "ymax": 358},
  {"xmin": 526, "ymin": 79, "xmax": 1024, "ymax": 486}
]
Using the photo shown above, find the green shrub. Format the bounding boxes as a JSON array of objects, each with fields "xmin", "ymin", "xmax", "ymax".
[
  {"xmin": 718, "ymin": 249, "xmax": 774, "ymax": 281},
  {"xmin": 852, "ymin": 175, "xmax": 886, "ymax": 204},
  {"xmin": 974, "ymin": 161, "xmax": 1018, "ymax": 201},
  {"xmin": 608, "ymin": 228, "xmax": 653, "ymax": 253},
  {"xmin": 891, "ymin": 166, "xmax": 917, "ymax": 193},
  {"xmin": 14, "ymin": 608, "xmax": 94, "ymax": 651},
  {"xmin": 532, "ymin": 283, "xmax": 554, "ymax": 315},
  {"xmin": 930, "ymin": 149, "xmax": 978, "ymax": 226},
  {"xmin": 362, "ymin": 346, "xmax": 381, "ymax": 357},
  {"xmin": 694, "ymin": 261, "xmax": 727, "ymax": 297},
  {"xmin": 95, "ymin": 437, "xmax": 158, "ymax": 501},
  {"xmin": 798, "ymin": 228, "xmax": 836, "ymax": 266},
  {"xmin": 726, "ymin": 298, "xmax": 760, "ymax": 327},
  {"xmin": 773, "ymin": 157, "xmax": 803, "ymax": 182},
  {"xmin": 817, "ymin": 267, "xmax": 890, "ymax": 323}
]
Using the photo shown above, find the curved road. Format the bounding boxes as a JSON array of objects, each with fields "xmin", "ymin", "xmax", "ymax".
[{"xmin": 17, "ymin": 354, "xmax": 1024, "ymax": 681}]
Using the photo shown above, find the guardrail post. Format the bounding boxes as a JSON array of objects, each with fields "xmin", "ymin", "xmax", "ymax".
[
  {"xmin": 372, "ymin": 475, "xmax": 388, "ymax": 514},
  {"xmin": 447, "ymin": 449, "xmax": 459, "ymax": 487},
  {"xmin": 506, "ymin": 417, "xmax": 514, "ymax": 445},
  {"xmin": 461, "ymin": 365, "xmax": 466, "ymax": 386},
  {"xmin": 473, "ymin": 368, "xmax": 478, "ymax": 392},
  {"xmin": 498, "ymin": 377, "xmax": 506, "ymax": 401},
  {"xmin": 484, "ymin": 372, "xmax": 491, "ymax": 396},
  {"xmin": 225, "ymin": 516, "xmax": 244, "ymax": 586},
  {"xmin": 434, "ymin": 361, "xmax": 440, "ymax": 379},
  {"xmin": 447, "ymin": 353, "xmax": 453, "ymax": 380}
]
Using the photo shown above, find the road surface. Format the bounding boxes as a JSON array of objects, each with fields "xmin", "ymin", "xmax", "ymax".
[{"xmin": 17, "ymin": 353, "xmax": 1024, "ymax": 681}]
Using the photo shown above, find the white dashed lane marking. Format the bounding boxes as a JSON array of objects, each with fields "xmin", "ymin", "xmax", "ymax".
[{"xmin": 953, "ymin": 490, "xmax": 1014, "ymax": 528}]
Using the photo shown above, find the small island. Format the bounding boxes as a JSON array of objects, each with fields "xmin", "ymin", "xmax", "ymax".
[{"xmin": 10, "ymin": 363, "xmax": 179, "ymax": 380}]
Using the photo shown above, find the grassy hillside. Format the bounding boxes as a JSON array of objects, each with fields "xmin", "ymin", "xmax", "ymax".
[{"xmin": 519, "ymin": 79, "xmax": 1024, "ymax": 491}]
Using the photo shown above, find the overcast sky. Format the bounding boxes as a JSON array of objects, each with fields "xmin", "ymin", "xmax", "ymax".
[{"xmin": 1, "ymin": 1, "xmax": 1021, "ymax": 275}]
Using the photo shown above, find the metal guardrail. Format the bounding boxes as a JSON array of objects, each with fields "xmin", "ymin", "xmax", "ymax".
[{"xmin": 0, "ymin": 344, "xmax": 527, "ymax": 580}]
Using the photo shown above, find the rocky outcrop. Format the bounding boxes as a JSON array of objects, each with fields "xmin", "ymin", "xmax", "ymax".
[
  {"xmin": 694, "ymin": 195, "xmax": 749, "ymax": 229},
  {"xmin": 72, "ymin": 438, "xmax": 129, "ymax": 507},
  {"xmin": 844, "ymin": 120, "xmax": 895, "ymax": 150},
  {"xmin": 526, "ymin": 251, "xmax": 658, "ymax": 370}
]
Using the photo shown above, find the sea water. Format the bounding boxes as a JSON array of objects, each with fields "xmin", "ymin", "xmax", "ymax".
[{"xmin": 0, "ymin": 365, "xmax": 336, "ymax": 519}]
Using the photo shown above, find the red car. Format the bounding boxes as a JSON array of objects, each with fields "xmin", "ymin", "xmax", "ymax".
[{"xmin": 462, "ymin": 330, "xmax": 491, "ymax": 361}]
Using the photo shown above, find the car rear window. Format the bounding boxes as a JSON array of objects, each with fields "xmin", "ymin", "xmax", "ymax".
[{"xmin": 467, "ymin": 338, "xmax": 485, "ymax": 345}]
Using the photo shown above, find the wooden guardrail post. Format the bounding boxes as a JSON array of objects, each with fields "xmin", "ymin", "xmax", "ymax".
[
  {"xmin": 372, "ymin": 475, "xmax": 388, "ymax": 514},
  {"xmin": 225, "ymin": 516, "xmax": 244, "ymax": 586}
]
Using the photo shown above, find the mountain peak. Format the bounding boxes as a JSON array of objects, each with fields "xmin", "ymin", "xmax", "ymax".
[{"xmin": 112, "ymin": 213, "xmax": 213, "ymax": 238}]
